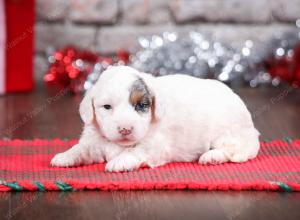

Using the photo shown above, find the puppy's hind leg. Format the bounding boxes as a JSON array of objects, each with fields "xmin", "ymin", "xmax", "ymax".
[
  {"xmin": 199, "ymin": 128, "xmax": 260, "ymax": 165},
  {"xmin": 228, "ymin": 130, "xmax": 260, "ymax": 163},
  {"xmin": 199, "ymin": 133, "xmax": 233, "ymax": 165},
  {"xmin": 199, "ymin": 148, "xmax": 229, "ymax": 165}
]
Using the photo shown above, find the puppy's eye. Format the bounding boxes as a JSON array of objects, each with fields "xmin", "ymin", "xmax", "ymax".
[
  {"xmin": 103, "ymin": 104, "xmax": 112, "ymax": 110},
  {"xmin": 135, "ymin": 102, "xmax": 149, "ymax": 112}
]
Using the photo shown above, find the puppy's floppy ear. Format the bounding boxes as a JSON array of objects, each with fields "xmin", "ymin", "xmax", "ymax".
[
  {"xmin": 79, "ymin": 90, "xmax": 94, "ymax": 124},
  {"xmin": 150, "ymin": 93, "xmax": 165, "ymax": 123}
]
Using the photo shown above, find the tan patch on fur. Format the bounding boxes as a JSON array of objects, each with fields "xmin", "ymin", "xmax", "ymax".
[
  {"xmin": 151, "ymin": 96, "xmax": 157, "ymax": 123},
  {"xmin": 129, "ymin": 90, "xmax": 144, "ymax": 106},
  {"xmin": 91, "ymin": 98, "xmax": 97, "ymax": 123},
  {"xmin": 129, "ymin": 77, "xmax": 152, "ymax": 114}
]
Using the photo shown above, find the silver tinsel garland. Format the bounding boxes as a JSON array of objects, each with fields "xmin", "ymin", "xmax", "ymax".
[
  {"xmin": 45, "ymin": 23, "xmax": 300, "ymax": 93},
  {"xmin": 131, "ymin": 30, "xmax": 299, "ymax": 87}
]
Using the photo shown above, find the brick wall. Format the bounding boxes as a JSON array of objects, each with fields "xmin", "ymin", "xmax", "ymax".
[{"xmin": 35, "ymin": 0, "xmax": 300, "ymax": 81}]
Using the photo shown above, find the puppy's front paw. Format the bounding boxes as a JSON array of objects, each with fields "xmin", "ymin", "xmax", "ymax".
[
  {"xmin": 105, "ymin": 153, "xmax": 142, "ymax": 172},
  {"xmin": 51, "ymin": 152, "xmax": 78, "ymax": 167}
]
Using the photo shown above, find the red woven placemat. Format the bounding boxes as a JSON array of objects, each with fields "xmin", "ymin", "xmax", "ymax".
[{"xmin": 0, "ymin": 139, "xmax": 299, "ymax": 192}]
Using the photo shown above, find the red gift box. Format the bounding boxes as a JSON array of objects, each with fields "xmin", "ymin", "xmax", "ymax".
[{"xmin": 0, "ymin": 0, "xmax": 34, "ymax": 94}]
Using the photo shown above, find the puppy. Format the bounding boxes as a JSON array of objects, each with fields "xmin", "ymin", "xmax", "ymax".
[{"xmin": 51, "ymin": 66, "xmax": 260, "ymax": 172}]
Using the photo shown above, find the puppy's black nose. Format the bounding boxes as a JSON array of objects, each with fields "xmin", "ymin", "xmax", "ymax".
[{"xmin": 118, "ymin": 127, "xmax": 133, "ymax": 136}]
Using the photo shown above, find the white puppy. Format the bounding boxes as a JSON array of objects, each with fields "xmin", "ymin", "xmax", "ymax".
[{"xmin": 51, "ymin": 66, "xmax": 260, "ymax": 172}]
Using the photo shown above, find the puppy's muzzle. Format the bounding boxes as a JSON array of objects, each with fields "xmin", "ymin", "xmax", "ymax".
[{"xmin": 118, "ymin": 126, "xmax": 133, "ymax": 136}]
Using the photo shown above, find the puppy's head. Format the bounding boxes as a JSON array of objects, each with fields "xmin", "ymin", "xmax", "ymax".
[{"xmin": 79, "ymin": 66, "xmax": 163, "ymax": 147}]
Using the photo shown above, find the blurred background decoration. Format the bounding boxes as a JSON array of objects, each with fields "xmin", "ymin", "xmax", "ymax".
[
  {"xmin": 1, "ymin": 0, "xmax": 300, "ymax": 94},
  {"xmin": 0, "ymin": 0, "xmax": 34, "ymax": 94}
]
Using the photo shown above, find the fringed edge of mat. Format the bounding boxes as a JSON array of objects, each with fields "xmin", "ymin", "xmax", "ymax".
[{"xmin": 0, "ymin": 180, "xmax": 299, "ymax": 192}]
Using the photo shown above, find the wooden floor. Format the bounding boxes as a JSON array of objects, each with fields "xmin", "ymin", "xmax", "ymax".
[{"xmin": 0, "ymin": 84, "xmax": 300, "ymax": 220}]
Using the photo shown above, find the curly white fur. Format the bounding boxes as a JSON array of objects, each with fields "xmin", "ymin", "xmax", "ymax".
[{"xmin": 51, "ymin": 66, "xmax": 260, "ymax": 172}]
